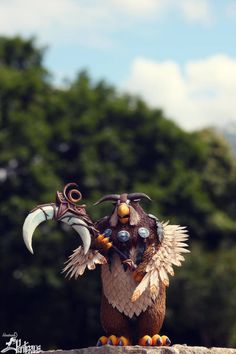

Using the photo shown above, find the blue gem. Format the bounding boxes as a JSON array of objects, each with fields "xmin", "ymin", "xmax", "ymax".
[
  {"xmin": 103, "ymin": 228, "xmax": 112, "ymax": 237},
  {"xmin": 138, "ymin": 227, "xmax": 150, "ymax": 238},
  {"xmin": 117, "ymin": 230, "xmax": 130, "ymax": 242}
]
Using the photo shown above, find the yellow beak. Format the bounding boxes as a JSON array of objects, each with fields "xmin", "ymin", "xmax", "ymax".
[{"xmin": 117, "ymin": 203, "xmax": 130, "ymax": 224}]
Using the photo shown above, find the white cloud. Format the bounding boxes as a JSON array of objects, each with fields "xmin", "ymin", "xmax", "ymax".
[
  {"xmin": 0, "ymin": 0, "xmax": 213, "ymax": 47},
  {"xmin": 123, "ymin": 55, "xmax": 236, "ymax": 131},
  {"xmin": 179, "ymin": 0, "xmax": 212, "ymax": 24},
  {"xmin": 111, "ymin": 0, "xmax": 166, "ymax": 17},
  {"xmin": 0, "ymin": 0, "xmax": 114, "ymax": 47}
]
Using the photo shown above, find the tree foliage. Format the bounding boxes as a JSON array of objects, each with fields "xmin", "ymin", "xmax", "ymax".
[{"xmin": 0, "ymin": 36, "xmax": 236, "ymax": 349}]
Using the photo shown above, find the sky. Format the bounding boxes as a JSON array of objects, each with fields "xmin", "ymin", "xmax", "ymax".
[{"xmin": 0, "ymin": 0, "xmax": 236, "ymax": 131}]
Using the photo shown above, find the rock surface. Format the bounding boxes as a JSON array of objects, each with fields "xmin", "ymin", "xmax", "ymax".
[{"xmin": 40, "ymin": 345, "xmax": 236, "ymax": 354}]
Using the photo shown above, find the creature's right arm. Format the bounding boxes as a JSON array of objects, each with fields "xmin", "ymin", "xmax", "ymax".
[{"xmin": 22, "ymin": 183, "xmax": 107, "ymax": 279}]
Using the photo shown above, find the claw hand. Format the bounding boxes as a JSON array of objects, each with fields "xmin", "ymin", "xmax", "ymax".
[
  {"xmin": 94, "ymin": 234, "xmax": 113, "ymax": 252},
  {"xmin": 93, "ymin": 233, "xmax": 138, "ymax": 272}
]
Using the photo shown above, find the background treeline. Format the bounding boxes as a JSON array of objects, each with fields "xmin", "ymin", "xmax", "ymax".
[{"xmin": 0, "ymin": 37, "xmax": 236, "ymax": 350}]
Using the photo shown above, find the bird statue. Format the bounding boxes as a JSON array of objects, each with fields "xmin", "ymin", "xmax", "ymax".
[{"xmin": 23, "ymin": 183, "xmax": 189, "ymax": 347}]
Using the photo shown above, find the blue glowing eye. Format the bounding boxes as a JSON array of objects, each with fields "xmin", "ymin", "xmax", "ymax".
[
  {"xmin": 138, "ymin": 227, "xmax": 150, "ymax": 238},
  {"xmin": 117, "ymin": 230, "xmax": 130, "ymax": 242}
]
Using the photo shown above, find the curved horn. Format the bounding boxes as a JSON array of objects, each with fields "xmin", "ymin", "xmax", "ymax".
[
  {"xmin": 127, "ymin": 193, "xmax": 152, "ymax": 202},
  {"xmin": 23, "ymin": 205, "xmax": 91, "ymax": 255},
  {"xmin": 23, "ymin": 205, "xmax": 55, "ymax": 254},
  {"xmin": 63, "ymin": 183, "xmax": 82, "ymax": 205},
  {"xmin": 94, "ymin": 194, "xmax": 120, "ymax": 206},
  {"xmin": 59, "ymin": 213, "xmax": 91, "ymax": 254}
]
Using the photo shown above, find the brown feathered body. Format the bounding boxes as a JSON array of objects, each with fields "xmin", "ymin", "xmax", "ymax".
[
  {"xmin": 64, "ymin": 197, "xmax": 189, "ymax": 344},
  {"xmin": 95, "ymin": 203, "xmax": 166, "ymax": 342},
  {"xmin": 23, "ymin": 185, "xmax": 189, "ymax": 345}
]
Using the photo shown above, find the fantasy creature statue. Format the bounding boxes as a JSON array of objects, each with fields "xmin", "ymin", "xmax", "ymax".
[{"xmin": 23, "ymin": 183, "xmax": 189, "ymax": 347}]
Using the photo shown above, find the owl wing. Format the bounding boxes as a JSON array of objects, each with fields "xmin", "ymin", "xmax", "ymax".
[
  {"xmin": 132, "ymin": 221, "xmax": 189, "ymax": 302},
  {"xmin": 63, "ymin": 246, "xmax": 107, "ymax": 279}
]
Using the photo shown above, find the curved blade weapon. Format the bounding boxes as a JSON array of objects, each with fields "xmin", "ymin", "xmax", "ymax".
[{"xmin": 23, "ymin": 183, "xmax": 96, "ymax": 255}]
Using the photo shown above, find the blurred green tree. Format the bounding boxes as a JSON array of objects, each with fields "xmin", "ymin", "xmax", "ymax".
[{"xmin": 0, "ymin": 36, "xmax": 236, "ymax": 349}]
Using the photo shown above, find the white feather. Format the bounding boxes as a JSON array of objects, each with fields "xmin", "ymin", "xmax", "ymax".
[
  {"xmin": 131, "ymin": 272, "xmax": 150, "ymax": 302},
  {"xmin": 145, "ymin": 222, "xmax": 190, "ymax": 286},
  {"xmin": 63, "ymin": 246, "xmax": 106, "ymax": 278}
]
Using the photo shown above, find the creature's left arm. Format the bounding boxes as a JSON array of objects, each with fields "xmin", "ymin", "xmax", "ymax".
[{"xmin": 131, "ymin": 221, "xmax": 190, "ymax": 302}]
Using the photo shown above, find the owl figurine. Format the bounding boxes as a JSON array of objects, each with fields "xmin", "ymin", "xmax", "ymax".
[{"xmin": 23, "ymin": 183, "xmax": 189, "ymax": 347}]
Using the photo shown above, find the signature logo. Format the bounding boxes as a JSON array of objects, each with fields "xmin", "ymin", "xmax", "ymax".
[{"xmin": 1, "ymin": 333, "xmax": 41, "ymax": 353}]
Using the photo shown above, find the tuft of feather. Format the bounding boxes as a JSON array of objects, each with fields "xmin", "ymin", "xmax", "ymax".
[
  {"xmin": 129, "ymin": 205, "xmax": 140, "ymax": 226},
  {"xmin": 143, "ymin": 223, "xmax": 189, "ymax": 290},
  {"xmin": 63, "ymin": 246, "xmax": 107, "ymax": 279},
  {"xmin": 131, "ymin": 273, "xmax": 150, "ymax": 302},
  {"xmin": 131, "ymin": 290, "xmax": 141, "ymax": 303}
]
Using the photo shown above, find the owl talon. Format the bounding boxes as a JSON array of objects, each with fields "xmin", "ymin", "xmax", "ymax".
[
  {"xmin": 138, "ymin": 335, "xmax": 152, "ymax": 346},
  {"xmin": 152, "ymin": 334, "xmax": 163, "ymax": 346},
  {"xmin": 96, "ymin": 336, "xmax": 108, "ymax": 346},
  {"xmin": 139, "ymin": 334, "xmax": 171, "ymax": 346},
  {"xmin": 117, "ymin": 336, "xmax": 130, "ymax": 346},
  {"xmin": 161, "ymin": 335, "xmax": 171, "ymax": 346},
  {"xmin": 98, "ymin": 335, "xmax": 130, "ymax": 346},
  {"xmin": 107, "ymin": 335, "xmax": 118, "ymax": 345}
]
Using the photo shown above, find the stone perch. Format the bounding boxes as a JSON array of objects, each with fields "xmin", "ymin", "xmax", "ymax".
[{"xmin": 40, "ymin": 344, "xmax": 236, "ymax": 354}]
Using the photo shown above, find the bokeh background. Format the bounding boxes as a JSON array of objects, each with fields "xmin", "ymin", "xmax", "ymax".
[{"xmin": 0, "ymin": 0, "xmax": 236, "ymax": 350}]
